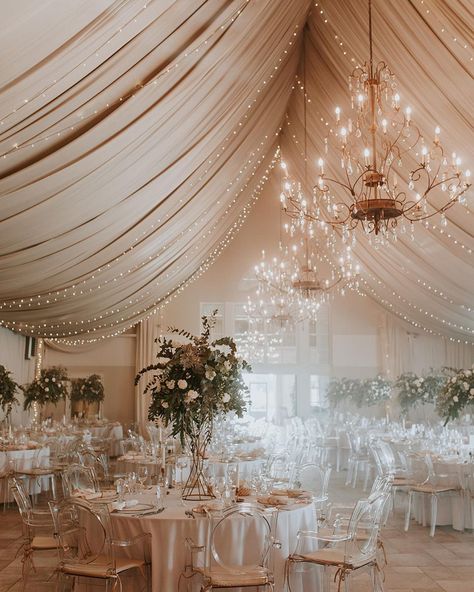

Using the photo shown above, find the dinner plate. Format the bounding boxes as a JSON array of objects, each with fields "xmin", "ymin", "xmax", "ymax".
[{"xmin": 114, "ymin": 503, "xmax": 154, "ymax": 514}]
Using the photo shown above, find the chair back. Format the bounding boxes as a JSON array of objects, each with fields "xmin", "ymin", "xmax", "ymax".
[
  {"xmin": 62, "ymin": 463, "xmax": 99, "ymax": 497},
  {"xmin": 345, "ymin": 492, "xmax": 388, "ymax": 564},
  {"xmin": 204, "ymin": 503, "xmax": 276, "ymax": 576},
  {"xmin": 49, "ymin": 497, "xmax": 115, "ymax": 573},
  {"xmin": 79, "ymin": 448, "xmax": 109, "ymax": 482},
  {"xmin": 294, "ymin": 463, "xmax": 331, "ymax": 503},
  {"xmin": 9, "ymin": 476, "xmax": 33, "ymax": 524}
]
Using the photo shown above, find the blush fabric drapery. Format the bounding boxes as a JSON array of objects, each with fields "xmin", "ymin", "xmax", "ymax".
[
  {"xmin": 0, "ymin": 0, "xmax": 311, "ymax": 340},
  {"xmin": 0, "ymin": 0, "xmax": 472, "ymax": 345}
]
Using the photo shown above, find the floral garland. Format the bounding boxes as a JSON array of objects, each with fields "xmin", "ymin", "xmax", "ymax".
[
  {"xmin": 436, "ymin": 366, "xmax": 474, "ymax": 424},
  {"xmin": 135, "ymin": 310, "xmax": 250, "ymax": 445},
  {"xmin": 326, "ymin": 376, "xmax": 391, "ymax": 408},
  {"xmin": 23, "ymin": 366, "xmax": 69, "ymax": 410},
  {"xmin": 395, "ymin": 371, "xmax": 447, "ymax": 415},
  {"xmin": 71, "ymin": 374, "xmax": 105, "ymax": 404},
  {"xmin": 0, "ymin": 365, "xmax": 20, "ymax": 418}
]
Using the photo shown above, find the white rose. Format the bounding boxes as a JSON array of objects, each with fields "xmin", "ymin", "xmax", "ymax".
[
  {"xmin": 158, "ymin": 357, "xmax": 169, "ymax": 364},
  {"xmin": 166, "ymin": 380, "xmax": 175, "ymax": 389},
  {"xmin": 223, "ymin": 361, "xmax": 232, "ymax": 372},
  {"xmin": 45, "ymin": 378, "xmax": 49, "ymax": 383},
  {"xmin": 451, "ymin": 377, "xmax": 456, "ymax": 383},
  {"xmin": 51, "ymin": 377, "xmax": 56, "ymax": 383},
  {"xmin": 161, "ymin": 401, "xmax": 169, "ymax": 408},
  {"xmin": 222, "ymin": 393, "xmax": 231, "ymax": 403},
  {"xmin": 453, "ymin": 395, "xmax": 459, "ymax": 402},
  {"xmin": 466, "ymin": 370, "xmax": 472, "ymax": 377},
  {"xmin": 470, "ymin": 388, "xmax": 474, "ymax": 396},
  {"xmin": 44, "ymin": 387, "xmax": 49, "ymax": 392},
  {"xmin": 463, "ymin": 382, "xmax": 469, "ymax": 391},
  {"xmin": 205, "ymin": 369, "xmax": 216, "ymax": 381},
  {"xmin": 178, "ymin": 379, "xmax": 187, "ymax": 390},
  {"xmin": 188, "ymin": 390, "xmax": 199, "ymax": 400}
]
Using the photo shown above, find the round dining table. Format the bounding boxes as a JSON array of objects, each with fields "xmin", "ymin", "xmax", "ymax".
[{"xmin": 95, "ymin": 488, "xmax": 317, "ymax": 591}]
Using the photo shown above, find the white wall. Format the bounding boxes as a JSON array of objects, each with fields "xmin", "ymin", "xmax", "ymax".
[{"xmin": 43, "ymin": 333, "xmax": 136, "ymax": 427}]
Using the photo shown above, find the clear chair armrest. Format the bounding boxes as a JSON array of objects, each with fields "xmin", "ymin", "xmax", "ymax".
[
  {"xmin": 185, "ymin": 537, "xmax": 205, "ymax": 552},
  {"xmin": 112, "ymin": 532, "xmax": 151, "ymax": 547}
]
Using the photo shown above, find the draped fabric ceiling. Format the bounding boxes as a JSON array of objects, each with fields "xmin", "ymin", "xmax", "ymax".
[{"xmin": 0, "ymin": 0, "xmax": 472, "ymax": 344}]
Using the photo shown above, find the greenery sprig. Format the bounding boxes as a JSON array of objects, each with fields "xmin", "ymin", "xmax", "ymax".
[{"xmin": 0, "ymin": 365, "xmax": 20, "ymax": 418}]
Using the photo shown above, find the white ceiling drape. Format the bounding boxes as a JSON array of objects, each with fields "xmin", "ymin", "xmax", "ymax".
[
  {"xmin": 0, "ymin": 0, "xmax": 311, "ymax": 340},
  {"xmin": 0, "ymin": 0, "xmax": 472, "ymax": 345}
]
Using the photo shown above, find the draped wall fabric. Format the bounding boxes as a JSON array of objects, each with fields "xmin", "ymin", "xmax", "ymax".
[
  {"xmin": 134, "ymin": 315, "xmax": 158, "ymax": 431},
  {"xmin": 0, "ymin": 0, "xmax": 311, "ymax": 340},
  {"xmin": 0, "ymin": 0, "xmax": 472, "ymax": 345}
]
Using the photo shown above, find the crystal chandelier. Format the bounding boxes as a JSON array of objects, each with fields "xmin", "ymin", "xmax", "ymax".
[{"xmin": 283, "ymin": 0, "xmax": 471, "ymax": 237}]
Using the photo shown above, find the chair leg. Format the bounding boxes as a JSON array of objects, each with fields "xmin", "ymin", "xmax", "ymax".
[
  {"xmin": 430, "ymin": 493, "xmax": 438, "ymax": 537},
  {"xmin": 352, "ymin": 461, "xmax": 359, "ymax": 488},
  {"xmin": 404, "ymin": 490, "xmax": 413, "ymax": 531},
  {"xmin": 363, "ymin": 463, "xmax": 371, "ymax": 491}
]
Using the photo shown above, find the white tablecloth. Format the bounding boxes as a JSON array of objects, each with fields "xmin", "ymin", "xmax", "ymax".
[
  {"xmin": 0, "ymin": 447, "xmax": 50, "ymax": 501},
  {"xmin": 102, "ymin": 490, "xmax": 316, "ymax": 591}
]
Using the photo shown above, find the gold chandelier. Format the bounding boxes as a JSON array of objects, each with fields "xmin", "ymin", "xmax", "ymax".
[{"xmin": 283, "ymin": 0, "xmax": 471, "ymax": 237}]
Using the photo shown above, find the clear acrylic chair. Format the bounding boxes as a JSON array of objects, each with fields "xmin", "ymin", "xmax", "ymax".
[
  {"xmin": 9, "ymin": 476, "xmax": 57, "ymax": 590},
  {"xmin": 293, "ymin": 463, "xmax": 331, "ymax": 523},
  {"xmin": 49, "ymin": 496, "xmax": 150, "ymax": 591},
  {"xmin": 61, "ymin": 463, "xmax": 100, "ymax": 497},
  {"xmin": 286, "ymin": 492, "xmax": 388, "ymax": 592},
  {"xmin": 345, "ymin": 432, "xmax": 372, "ymax": 490},
  {"xmin": 184, "ymin": 503, "xmax": 278, "ymax": 591},
  {"xmin": 12, "ymin": 445, "xmax": 60, "ymax": 504},
  {"xmin": 404, "ymin": 454, "xmax": 462, "ymax": 537}
]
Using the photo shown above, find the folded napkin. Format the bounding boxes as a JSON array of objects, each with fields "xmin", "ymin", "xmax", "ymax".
[
  {"xmin": 192, "ymin": 500, "xmax": 225, "ymax": 514},
  {"xmin": 111, "ymin": 499, "xmax": 138, "ymax": 511},
  {"xmin": 72, "ymin": 488, "xmax": 99, "ymax": 499}
]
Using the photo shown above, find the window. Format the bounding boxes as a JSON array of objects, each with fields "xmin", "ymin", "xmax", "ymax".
[
  {"xmin": 310, "ymin": 374, "xmax": 329, "ymax": 408},
  {"xmin": 243, "ymin": 373, "xmax": 296, "ymax": 423}
]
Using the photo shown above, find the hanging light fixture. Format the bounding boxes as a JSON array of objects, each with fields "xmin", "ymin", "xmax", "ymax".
[{"xmin": 283, "ymin": 0, "xmax": 471, "ymax": 237}]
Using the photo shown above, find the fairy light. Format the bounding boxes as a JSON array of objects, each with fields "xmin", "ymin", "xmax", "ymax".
[
  {"xmin": 0, "ymin": 0, "xmax": 253, "ymax": 159},
  {"xmin": 0, "ymin": 17, "xmax": 304, "ymax": 339},
  {"xmin": 31, "ymin": 337, "xmax": 44, "ymax": 424}
]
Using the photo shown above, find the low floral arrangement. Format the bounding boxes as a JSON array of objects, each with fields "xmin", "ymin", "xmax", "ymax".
[
  {"xmin": 71, "ymin": 374, "xmax": 105, "ymax": 404},
  {"xmin": 23, "ymin": 366, "xmax": 69, "ymax": 410},
  {"xmin": 395, "ymin": 371, "xmax": 447, "ymax": 415},
  {"xmin": 0, "ymin": 365, "xmax": 20, "ymax": 418},
  {"xmin": 327, "ymin": 376, "xmax": 391, "ymax": 408},
  {"xmin": 436, "ymin": 366, "xmax": 474, "ymax": 424},
  {"xmin": 135, "ymin": 310, "xmax": 250, "ymax": 445}
]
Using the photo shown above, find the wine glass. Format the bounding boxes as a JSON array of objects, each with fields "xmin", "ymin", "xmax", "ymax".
[
  {"xmin": 176, "ymin": 455, "xmax": 189, "ymax": 488},
  {"xmin": 138, "ymin": 466, "xmax": 148, "ymax": 490}
]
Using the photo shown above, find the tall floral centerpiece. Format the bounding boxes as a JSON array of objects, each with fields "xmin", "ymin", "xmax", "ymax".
[
  {"xmin": 0, "ymin": 365, "xmax": 20, "ymax": 421},
  {"xmin": 135, "ymin": 311, "xmax": 250, "ymax": 501},
  {"xmin": 436, "ymin": 366, "xmax": 474, "ymax": 424},
  {"xmin": 71, "ymin": 374, "xmax": 105, "ymax": 417},
  {"xmin": 23, "ymin": 366, "xmax": 69, "ymax": 419}
]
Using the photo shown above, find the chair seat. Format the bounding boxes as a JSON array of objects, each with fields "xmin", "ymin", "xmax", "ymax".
[
  {"xmin": 17, "ymin": 468, "xmax": 56, "ymax": 476},
  {"xmin": 411, "ymin": 484, "xmax": 458, "ymax": 493},
  {"xmin": 393, "ymin": 477, "xmax": 415, "ymax": 486},
  {"xmin": 62, "ymin": 554, "xmax": 145, "ymax": 578},
  {"xmin": 32, "ymin": 535, "xmax": 57, "ymax": 550},
  {"xmin": 295, "ymin": 547, "xmax": 374, "ymax": 569},
  {"xmin": 199, "ymin": 565, "xmax": 270, "ymax": 587}
]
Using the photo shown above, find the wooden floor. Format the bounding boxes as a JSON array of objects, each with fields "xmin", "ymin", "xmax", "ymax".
[{"xmin": 0, "ymin": 473, "xmax": 473, "ymax": 592}]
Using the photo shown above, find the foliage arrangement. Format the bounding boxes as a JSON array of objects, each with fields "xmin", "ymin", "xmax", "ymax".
[
  {"xmin": 326, "ymin": 375, "xmax": 391, "ymax": 408},
  {"xmin": 71, "ymin": 374, "xmax": 105, "ymax": 404},
  {"xmin": 395, "ymin": 371, "xmax": 447, "ymax": 415},
  {"xmin": 135, "ymin": 310, "xmax": 250, "ymax": 445},
  {"xmin": 23, "ymin": 366, "xmax": 69, "ymax": 410},
  {"xmin": 326, "ymin": 377, "xmax": 359, "ymax": 407},
  {"xmin": 0, "ymin": 365, "xmax": 20, "ymax": 418},
  {"xmin": 362, "ymin": 375, "xmax": 392, "ymax": 407},
  {"xmin": 436, "ymin": 366, "xmax": 474, "ymax": 424}
]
